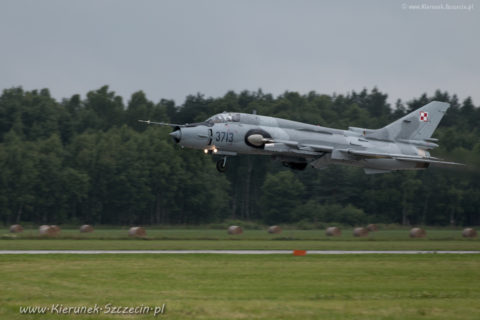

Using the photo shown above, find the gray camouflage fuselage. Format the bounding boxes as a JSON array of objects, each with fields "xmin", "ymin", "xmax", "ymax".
[{"xmin": 143, "ymin": 101, "xmax": 461, "ymax": 174}]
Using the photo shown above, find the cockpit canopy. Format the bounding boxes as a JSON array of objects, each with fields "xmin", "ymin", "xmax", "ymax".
[{"xmin": 205, "ymin": 112, "xmax": 240, "ymax": 124}]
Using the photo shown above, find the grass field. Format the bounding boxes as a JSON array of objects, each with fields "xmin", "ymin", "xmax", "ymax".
[
  {"xmin": 1, "ymin": 254, "xmax": 480, "ymax": 319},
  {"xmin": 1, "ymin": 228, "xmax": 479, "ymax": 319},
  {"xmin": 2, "ymin": 239, "xmax": 480, "ymax": 251},
  {"xmin": 1, "ymin": 228, "xmax": 479, "ymax": 251}
]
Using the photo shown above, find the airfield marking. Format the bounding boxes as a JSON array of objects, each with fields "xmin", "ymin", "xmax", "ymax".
[{"xmin": 0, "ymin": 250, "xmax": 479, "ymax": 255}]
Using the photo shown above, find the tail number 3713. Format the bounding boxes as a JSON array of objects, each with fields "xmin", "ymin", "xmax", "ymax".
[{"xmin": 215, "ymin": 131, "xmax": 234, "ymax": 143}]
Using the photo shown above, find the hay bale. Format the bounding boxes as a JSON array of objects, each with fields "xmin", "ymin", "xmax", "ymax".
[
  {"xmin": 128, "ymin": 226, "xmax": 146, "ymax": 237},
  {"xmin": 353, "ymin": 227, "xmax": 369, "ymax": 237},
  {"xmin": 227, "ymin": 225, "xmax": 243, "ymax": 235},
  {"xmin": 325, "ymin": 226, "xmax": 341, "ymax": 237},
  {"xmin": 268, "ymin": 225, "xmax": 282, "ymax": 234},
  {"xmin": 39, "ymin": 225, "xmax": 51, "ymax": 235},
  {"xmin": 409, "ymin": 227, "xmax": 426, "ymax": 238},
  {"xmin": 366, "ymin": 224, "xmax": 378, "ymax": 232},
  {"xmin": 462, "ymin": 228, "xmax": 477, "ymax": 238},
  {"xmin": 39, "ymin": 225, "xmax": 59, "ymax": 236},
  {"xmin": 80, "ymin": 224, "xmax": 94, "ymax": 233},
  {"xmin": 50, "ymin": 225, "xmax": 61, "ymax": 234},
  {"xmin": 9, "ymin": 224, "xmax": 24, "ymax": 233}
]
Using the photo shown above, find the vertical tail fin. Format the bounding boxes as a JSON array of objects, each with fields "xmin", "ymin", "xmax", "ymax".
[{"xmin": 367, "ymin": 101, "xmax": 450, "ymax": 141}]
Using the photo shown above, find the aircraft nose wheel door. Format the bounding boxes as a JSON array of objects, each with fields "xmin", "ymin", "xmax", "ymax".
[{"xmin": 208, "ymin": 129, "xmax": 213, "ymax": 146}]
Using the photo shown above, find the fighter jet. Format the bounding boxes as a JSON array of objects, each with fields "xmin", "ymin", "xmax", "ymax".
[{"xmin": 139, "ymin": 101, "xmax": 462, "ymax": 174}]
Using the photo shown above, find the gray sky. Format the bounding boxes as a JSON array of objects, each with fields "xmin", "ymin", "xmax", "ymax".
[{"xmin": 1, "ymin": 0, "xmax": 479, "ymax": 106}]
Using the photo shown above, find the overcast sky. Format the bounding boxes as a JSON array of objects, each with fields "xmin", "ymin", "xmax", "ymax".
[{"xmin": 1, "ymin": 0, "xmax": 479, "ymax": 106}]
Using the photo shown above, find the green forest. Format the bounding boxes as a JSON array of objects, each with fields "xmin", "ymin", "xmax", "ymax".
[{"xmin": 0, "ymin": 86, "xmax": 478, "ymax": 227}]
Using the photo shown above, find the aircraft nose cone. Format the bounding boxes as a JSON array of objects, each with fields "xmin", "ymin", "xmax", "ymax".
[{"xmin": 169, "ymin": 129, "xmax": 181, "ymax": 143}]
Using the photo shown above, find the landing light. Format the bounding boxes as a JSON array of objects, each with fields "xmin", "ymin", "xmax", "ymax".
[
  {"xmin": 213, "ymin": 148, "xmax": 218, "ymax": 153},
  {"xmin": 204, "ymin": 149, "xmax": 208, "ymax": 154}
]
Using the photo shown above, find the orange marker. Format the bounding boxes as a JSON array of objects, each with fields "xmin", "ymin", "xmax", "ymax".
[{"xmin": 293, "ymin": 250, "xmax": 307, "ymax": 256}]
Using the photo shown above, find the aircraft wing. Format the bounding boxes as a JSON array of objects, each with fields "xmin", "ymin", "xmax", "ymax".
[
  {"xmin": 298, "ymin": 144, "xmax": 334, "ymax": 153},
  {"xmin": 264, "ymin": 139, "xmax": 333, "ymax": 156},
  {"xmin": 295, "ymin": 128, "xmax": 334, "ymax": 135},
  {"xmin": 271, "ymin": 140, "xmax": 333, "ymax": 152},
  {"xmin": 342, "ymin": 149, "xmax": 464, "ymax": 166}
]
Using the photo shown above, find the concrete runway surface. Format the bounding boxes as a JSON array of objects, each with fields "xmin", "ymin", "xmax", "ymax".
[{"xmin": 1, "ymin": 250, "xmax": 480, "ymax": 255}]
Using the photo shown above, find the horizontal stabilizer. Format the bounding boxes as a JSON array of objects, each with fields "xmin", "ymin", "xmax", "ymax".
[
  {"xmin": 396, "ymin": 157, "xmax": 464, "ymax": 167},
  {"xmin": 342, "ymin": 149, "xmax": 463, "ymax": 167}
]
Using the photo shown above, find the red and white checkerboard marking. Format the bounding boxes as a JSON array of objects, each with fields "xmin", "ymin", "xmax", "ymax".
[{"xmin": 420, "ymin": 111, "xmax": 428, "ymax": 122}]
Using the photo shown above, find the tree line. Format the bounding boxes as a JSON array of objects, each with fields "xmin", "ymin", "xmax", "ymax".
[{"xmin": 0, "ymin": 86, "xmax": 479, "ymax": 226}]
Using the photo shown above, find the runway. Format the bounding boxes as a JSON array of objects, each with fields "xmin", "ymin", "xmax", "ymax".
[{"xmin": 1, "ymin": 250, "xmax": 480, "ymax": 255}]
